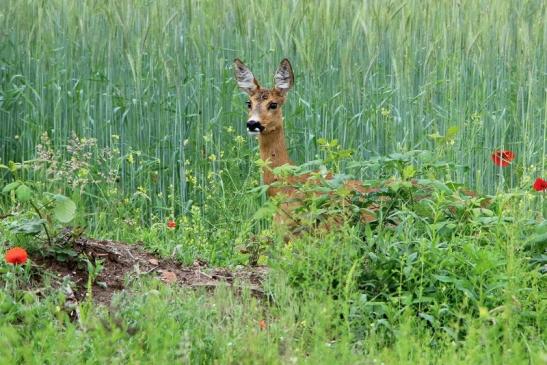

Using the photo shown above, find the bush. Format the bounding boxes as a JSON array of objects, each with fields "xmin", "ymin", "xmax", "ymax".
[{"xmin": 264, "ymin": 152, "xmax": 541, "ymax": 343}]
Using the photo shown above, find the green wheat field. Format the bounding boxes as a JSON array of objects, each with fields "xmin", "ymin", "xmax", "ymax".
[{"xmin": 0, "ymin": 0, "xmax": 545, "ymax": 364}]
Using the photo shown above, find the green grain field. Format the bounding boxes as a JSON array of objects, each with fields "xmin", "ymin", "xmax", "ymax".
[{"xmin": 0, "ymin": 0, "xmax": 545, "ymax": 364}]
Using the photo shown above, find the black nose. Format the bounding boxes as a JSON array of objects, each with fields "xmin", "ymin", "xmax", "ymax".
[{"xmin": 247, "ymin": 120, "xmax": 264, "ymax": 132}]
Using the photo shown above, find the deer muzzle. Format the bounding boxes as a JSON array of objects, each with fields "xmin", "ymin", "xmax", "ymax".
[{"xmin": 247, "ymin": 120, "xmax": 264, "ymax": 135}]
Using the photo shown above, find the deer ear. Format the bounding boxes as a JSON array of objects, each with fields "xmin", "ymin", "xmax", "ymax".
[
  {"xmin": 234, "ymin": 59, "xmax": 259, "ymax": 95},
  {"xmin": 274, "ymin": 59, "xmax": 294, "ymax": 93}
]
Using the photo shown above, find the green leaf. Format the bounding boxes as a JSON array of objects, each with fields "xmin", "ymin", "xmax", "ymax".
[
  {"xmin": 387, "ymin": 153, "xmax": 407, "ymax": 161},
  {"xmin": 257, "ymin": 255, "xmax": 268, "ymax": 266},
  {"xmin": 472, "ymin": 208, "xmax": 494, "ymax": 217},
  {"xmin": 328, "ymin": 173, "xmax": 352, "ymax": 188},
  {"xmin": 402, "ymin": 165, "xmax": 416, "ymax": 180},
  {"xmin": 297, "ymin": 160, "xmax": 323, "ymax": 171},
  {"xmin": 417, "ymin": 179, "xmax": 452, "ymax": 194},
  {"xmin": 272, "ymin": 164, "xmax": 298, "ymax": 177},
  {"xmin": 433, "ymin": 274, "xmax": 454, "ymax": 283},
  {"xmin": 248, "ymin": 185, "xmax": 270, "ymax": 195},
  {"xmin": 533, "ymin": 221, "xmax": 547, "ymax": 235},
  {"xmin": 253, "ymin": 204, "xmax": 277, "ymax": 220},
  {"xmin": 477, "ymin": 217, "xmax": 499, "ymax": 225},
  {"xmin": 2, "ymin": 181, "xmax": 21, "ymax": 193},
  {"xmin": 412, "ymin": 296, "xmax": 435, "ymax": 304},
  {"xmin": 526, "ymin": 232, "xmax": 547, "ymax": 251},
  {"xmin": 9, "ymin": 218, "xmax": 46, "ymax": 234},
  {"xmin": 52, "ymin": 194, "xmax": 77, "ymax": 223},
  {"xmin": 445, "ymin": 126, "xmax": 459, "ymax": 141},
  {"xmin": 15, "ymin": 184, "xmax": 33, "ymax": 202},
  {"xmin": 418, "ymin": 312, "xmax": 436, "ymax": 325}
]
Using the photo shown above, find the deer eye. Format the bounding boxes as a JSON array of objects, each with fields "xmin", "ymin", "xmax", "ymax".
[
  {"xmin": 268, "ymin": 102, "xmax": 278, "ymax": 110},
  {"xmin": 246, "ymin": 101, "xmax": 252, "ymax": 109}
]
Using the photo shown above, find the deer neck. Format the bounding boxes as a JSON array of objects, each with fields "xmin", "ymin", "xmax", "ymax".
[{"xmin": 258, "ymin": 127, "xmax": 291, "ymax": 186}]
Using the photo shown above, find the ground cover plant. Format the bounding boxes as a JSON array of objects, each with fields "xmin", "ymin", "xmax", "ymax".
[{"xmin": 0, "ymin": 0, "xmax": 545, "ymax": 364}]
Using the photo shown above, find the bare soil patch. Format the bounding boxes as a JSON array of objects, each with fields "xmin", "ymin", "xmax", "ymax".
[{"xmin": 31, "ymin": 231, "xmax": 267, "ymax": 306}]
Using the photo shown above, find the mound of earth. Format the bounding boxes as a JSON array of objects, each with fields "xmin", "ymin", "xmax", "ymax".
[{"xmin": 31, "ymin": 230, "xmax": 267, "ymax": 306}]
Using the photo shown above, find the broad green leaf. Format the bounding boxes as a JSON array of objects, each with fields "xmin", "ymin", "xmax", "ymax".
[
  {"xmin": 418, "ymin": 312, "xmax": 436, "ymax": 325},
  {"xmin": 533, "ymin": 221, "xmax": 547, "ymax": 235},
  {"xmin": 272, "ymin": 164, "xmax": 298, "ymax": 176},
  {"xmin": 433, "ymin": 274, "xmax": 454, "ymax": 283},
  {"xmin": 387, "ymin": 153, "xmax": 407, "ymax": 161},
  {"xmin": 412, "ymin": 296, "xmax": 435, "ymax": 304},
  {"xmin": 530, "ymin": 254, "xmax": 547, "ymax": 266},
  {"xmin": 253, "ymin": 204, "xmax": 277, "ymax": 220},
  {"xmin": 472, "ymin": 208, "xmax": 494, "ymax": 217},
  {"xmin": 298, "ymin": 160, "xmax": 323, "ymax": 171},
  {"xmin": 328, "ymin": 173, "xmax": 352, "ymax": 188},
  {"xmin": 415, "ymin": 150, "xmax": 434, "ymax": 162},
  {"xmin": 455, "ymin": 280, "xmax": 477, "ymax": 301},
  {"xmin": 2, "ymin": 181, "xmax": 21, "ymax": 193},
  {"xmin": 52, "ymin": 194, "xmax": 77, "ymax": 223},
  {"xmin": 248, "ymin": 185, "xmax": 269, "ymax": 195},
  {"xmin": 477, "ymin": 217, "xmax": 499, "ymax": 225},
  {"xmin": 15, "ymin": 184, "xmax": 33, "ymax": 202},
  {"xmin": 414, "ymin": 200, "xmax": 434, "ymax": 219},
  {"xmin": 417, "ymin": 179, "xmax": 452, "ymax": 194},
  {"xmin": 9, "ymin": 218, "xmax": 46, "ymax": 234},
  {"xmin": 526, "ymin": 232, "xmax": 547, "ymax": 250}
]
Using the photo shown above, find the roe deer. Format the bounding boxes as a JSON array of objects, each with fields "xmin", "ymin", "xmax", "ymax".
[
  {"xmin": 233, "ymin": 58, "xmax": 377, "ymax": 228},
  {"xmin": 233, "ymin": 59, "xmax": 488, "ymax": 236}
]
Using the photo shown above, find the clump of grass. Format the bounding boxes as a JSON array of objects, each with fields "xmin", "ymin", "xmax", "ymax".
[{"xmin": 0, "ymin": 271, "xmax": 542, "ymax": 364}]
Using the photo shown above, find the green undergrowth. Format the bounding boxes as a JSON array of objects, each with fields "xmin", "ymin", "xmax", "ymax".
[
  {"xmin": 0, "ymin": 150, "xmax": 544, "ymax": 363},
  {"xmin": 0, "ymin": 272, "xmax": 543, "ymax": 365},
  {"xmin": 0, "ymin": 0, "xmax": 545, "ymax": 362}
]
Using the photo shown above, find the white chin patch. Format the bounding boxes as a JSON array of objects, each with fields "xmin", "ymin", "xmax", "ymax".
[{"xmin": 247, "ymin": 130, "xmax": 260, "ymax": 137}]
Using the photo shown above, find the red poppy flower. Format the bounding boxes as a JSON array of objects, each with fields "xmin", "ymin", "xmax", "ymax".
[
  {"xmin": 167, "ymin": 220, "xmax": 177, "ymax": 229},
  {"xmin": 5, "ymin": 247, "xmax": 28, "ymax": 265},
  {"xmin": 532, "ymin": 178, "xmax": 547, "ymax": 192},
  {"xmin": 491, "ymin": 150, "xmax": 515, "ymax": 167},
  {"xmin": 258, "ymin": 319, "xmax": 267, "ymax": 330}
]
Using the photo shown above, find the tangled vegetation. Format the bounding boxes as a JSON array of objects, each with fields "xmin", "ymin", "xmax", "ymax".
[{"xmin": 0, "ymin": 0, "xmax": 545, "ymax": 364}]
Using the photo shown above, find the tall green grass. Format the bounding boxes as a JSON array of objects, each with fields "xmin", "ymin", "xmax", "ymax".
[
  {"xmin": 1, "ymin": 0, "xmax": 544, "ymax": 214},
  {"xmin": 0, "ymin": 2, "xmax": 544, "ymax": 361}
]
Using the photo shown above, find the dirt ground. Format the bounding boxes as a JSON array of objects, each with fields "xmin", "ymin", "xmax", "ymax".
[{"xmin": 31, "ymin": 230, "xmax": 267, "ymax": 306}]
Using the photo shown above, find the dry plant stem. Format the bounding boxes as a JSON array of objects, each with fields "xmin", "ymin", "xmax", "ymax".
[{"xmin": 29, "ymin": 200, "xmax": 52, "ymax": 245}]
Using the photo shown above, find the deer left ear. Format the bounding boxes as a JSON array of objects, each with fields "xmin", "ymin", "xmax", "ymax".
[{"xmin": 274, "ymin": 59, "xmax": 294, "ymax": 94}]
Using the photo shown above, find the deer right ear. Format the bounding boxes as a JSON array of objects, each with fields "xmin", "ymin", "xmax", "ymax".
[{"xmin": 234, "ymin": 59, "xmax": 259, "ymax": 95}]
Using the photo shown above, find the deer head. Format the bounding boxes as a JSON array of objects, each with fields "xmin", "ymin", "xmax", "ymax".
[{"xmin": 233, "ymin": 58, "xmax": 294, "ymax": 136}]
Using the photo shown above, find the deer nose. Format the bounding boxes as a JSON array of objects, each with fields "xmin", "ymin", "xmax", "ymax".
[{"xmin": 246, "ymin": 120, "xmax": 264, "ymax": 133}]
